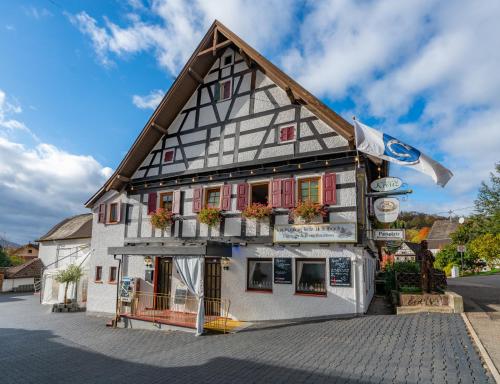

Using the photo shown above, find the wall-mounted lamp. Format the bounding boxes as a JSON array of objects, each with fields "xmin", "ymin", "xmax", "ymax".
[{"xmin": 221, "ymin": 257, "xmax": 231, "ymax": 270}]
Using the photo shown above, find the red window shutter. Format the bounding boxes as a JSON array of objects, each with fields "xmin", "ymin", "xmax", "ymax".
[
  {"xmin": 98, "ymin": 204, "xmax": 106, "ymax": 223},
  {"xmin": 323, "ymin": 173, "xmax": 337, "ymax": 205},
  {"xmin": 287, "ymin": 126, "xmax": 295, "ymax": 141},
  {"xmin": 236, "ymin": 183, "xmax": 249, "ymax": 211},
  {"xmin": 164, "ymin": 149, "xmax": 174, "ymax": 163},
  {"xmin": 221, "ymin": 184, "xmax": 232, "ymax": 211},
  {"xmin": 147, "ymin": 192, "xmax": 157, "ymax": 215},
  {"xmin": 172, "ymin": 190, "xmax": 181, "ymax": 214},
  {"xmin": 223, "ymin": 81, "xmax": 231, "ymax": 99},
  {"xmin": 192, "ymin": 187, "xmax": 203, "ymax": 213},
  {"xmin": 282, "ymin": 178, "xmax": 295, "ymax": 208},
  {"xmin": 279, "ymin": 127, "xmax": 288, "ymax": 142},
  {"xmin": 271, "ymin": 179, "xmax": 282, "ymax": 208}
]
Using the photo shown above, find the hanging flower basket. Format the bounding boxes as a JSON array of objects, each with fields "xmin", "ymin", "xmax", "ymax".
[
  {"xmin": 150, "ymin": 208, "xmax": 174, "ymax": 230},
  {"xmin": 242, "ymin": 203, "xmax": 273, "ymax": 220},
  {"xmin": 198, "ymin": 207, "xmax": 222, "ymax": 227},
  {"xmin": 291, "ymin": 201, "xmax": 328, "ymax": 224}
]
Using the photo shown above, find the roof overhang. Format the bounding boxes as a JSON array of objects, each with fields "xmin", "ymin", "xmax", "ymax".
[{"xmin": 108, "ymin": 240, "xmax": 233, "ymax": 258}]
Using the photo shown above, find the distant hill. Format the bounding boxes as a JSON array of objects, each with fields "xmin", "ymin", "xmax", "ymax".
[
  {"xmin": 399, "ymin": 211, "xmax": 447, "ymax": 229},
  {"xmin": 0, "ymin": 238, "xmax": 21, "ymax": 249}
]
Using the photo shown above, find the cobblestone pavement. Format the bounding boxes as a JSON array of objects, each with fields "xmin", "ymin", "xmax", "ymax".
[
  {"xmin": 448, "ymin": 274, "xmax": 500, "ymax": 372},
  {"xmin": 0, "ymin": 293, "xmax": 493, "ymax": 384}
]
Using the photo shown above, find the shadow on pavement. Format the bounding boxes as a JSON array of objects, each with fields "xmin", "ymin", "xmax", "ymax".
[
  {"xmin": 0, "ymin": 293, "xmax": 33, "ymax": 304},
  {"xmin": 0, "ymin": 327, "xmax": 374, "ymax": 384}
]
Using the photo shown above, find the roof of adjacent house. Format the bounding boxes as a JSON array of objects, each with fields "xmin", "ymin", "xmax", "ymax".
[
  {"xmin": 426, "ymin": 220, "xmax": 459, "ymax": 250},
  {"xmin": 84, "ymin": 20, "xmax": 360, "ymax": 208},
  {"xmin": 5, "ymin": 258, "xmax": 43, "ymax": 279},
  {"xmin": 37, "ymin": 214, "xmax": 92, "ymax": 242}
]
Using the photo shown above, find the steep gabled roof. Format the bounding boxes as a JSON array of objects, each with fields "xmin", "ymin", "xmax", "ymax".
[
  {"xmin": 426, "ymin": 220, "xmax": 459, "ymax": 250},
  {"xmin": 5, "ymin": 258, "xmax": 43, "ymax": 279},
  {"xmin": 37, "ymin": 214, "xmax": 92, "ymax": 242},
  {"xmin": 85, "ymin": 20, "xmax": 355, "ymax": 208}
]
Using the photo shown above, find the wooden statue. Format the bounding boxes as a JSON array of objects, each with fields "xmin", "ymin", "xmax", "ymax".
[{"xmin": 419, "ymin": 240, "xmax": 435, "ymax": 293}]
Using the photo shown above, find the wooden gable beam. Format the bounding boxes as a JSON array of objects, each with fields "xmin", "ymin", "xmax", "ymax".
[
  {"xmin": 239, "ymin": 48, "xmax": 253, "ymax": 68},
  {"xmin": 188, "ymin": 67, "xmax": 204, "ymax": 84},
  {"xmin": 197, "ymin": 40, "xmax": 232, "ymax": 57},
  {"xmin": 285, "ymin": 86, "xmax": 299, "ymax": 105},
  {"xmin": 151, "ymin": 122, "xmax": 168, "ymax": 134}
]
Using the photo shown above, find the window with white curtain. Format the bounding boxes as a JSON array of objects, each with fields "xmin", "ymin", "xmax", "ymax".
[
  {"xmin": 296, "ymin": 259, "xmax": 326, "ymax": 295},
  {"xmin": 247, "ymin": 258, "xmax": 273, "ymax": 291}
]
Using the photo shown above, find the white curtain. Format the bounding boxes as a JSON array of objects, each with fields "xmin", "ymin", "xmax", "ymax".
[{"xmin": 174, "ymin": 256, "xmax": 204, "ymax": 336}]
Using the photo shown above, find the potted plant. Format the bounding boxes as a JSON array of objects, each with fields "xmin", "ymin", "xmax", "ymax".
[
  {"xmin": 198, "ymin": 207, "xmax": 222, "ymax": 227},
  {"xmin": 242, "ymin": 203, "xmax": 273, "ymax": 220},
  {"xmin": 291, "ymin": 201, "xmax": 328, "ymax": 224},
  {"xmin": 150, "ymin": 208, "xmax": 174, "ymax": 231},
  {"xmin": 55, "ymin": 264, "xmax": 84, "ymax": 305}
]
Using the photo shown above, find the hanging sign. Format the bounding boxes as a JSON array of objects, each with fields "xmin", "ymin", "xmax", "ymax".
[
  {"xmin": 370, "ymin": 177, "xmax": 403, "ymax": 192},
  {"xmin": 329, "ymin": 257, "xmax": 352, "ymax": 287},
  {"xmin": 374, "ymin": 198, "xmax": 400, "ymax": 223},
  {"xmin": 274, "ymin": 258, "xmax": 292, "ymax": 284},
  {"xmin": 374, "ymin": 229, "xmax": 405, "ymax": 241},
  {"xmin": 274, "ymin": 223, "xmax": 357, "ymax": 243}
]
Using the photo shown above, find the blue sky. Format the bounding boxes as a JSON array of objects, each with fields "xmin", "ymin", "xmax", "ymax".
[{"xmin": 1, "ymin": 0, "xmax": 499, "ymax": 244}]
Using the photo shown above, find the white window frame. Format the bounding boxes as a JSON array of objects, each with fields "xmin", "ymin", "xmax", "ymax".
[
  {"xmin": 218, "ymin": 78, "xmax": 233, "ymax": 102},
  {"xmin": 278, "ymin": 123, "xmax": 297, "ymax": 144},
  {"xmin": 163, "ymin": 148, "xmax": 176, "ymax": 164}
]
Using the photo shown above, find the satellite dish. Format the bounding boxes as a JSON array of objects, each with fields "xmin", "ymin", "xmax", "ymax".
[{"xmin": 459, "ymin": 217, "xmax": 465, "ymax": 224}]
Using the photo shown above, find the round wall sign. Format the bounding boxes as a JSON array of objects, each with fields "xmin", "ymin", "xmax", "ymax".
[
  {"xmin": 371, "ymin": 177, "xmax": 403, "ymax": 192},
  {"xmin": 374, "ymin": 197, "xmax": 400, "ymax": 223}
]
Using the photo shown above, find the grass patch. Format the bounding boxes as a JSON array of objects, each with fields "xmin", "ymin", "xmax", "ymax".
[{"xmin": 461, "ymin": 268, "xmax": 500, "ymax": 277}]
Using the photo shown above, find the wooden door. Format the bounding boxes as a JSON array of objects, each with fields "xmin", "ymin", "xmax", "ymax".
[
  {"xmin": 204, "ymin": 258, "xmax": 222, "ymax": 316},
  {"xmin": 157, "ymin": 258, "xmax": 172, "ymax": 309}
]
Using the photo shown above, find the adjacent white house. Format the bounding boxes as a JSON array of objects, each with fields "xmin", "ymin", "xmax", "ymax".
[
  {"xmin": 37, "ymin": 214, "xmax": 92, "ymax": 306},
  {"xmin": 83, "ymin": 21, "xmax": 383, "ymax": 333}
]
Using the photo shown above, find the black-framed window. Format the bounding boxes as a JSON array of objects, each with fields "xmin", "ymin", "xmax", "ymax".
[
  {"xmin": 247, "ymin": 258, "xmax": 273, "ymax": 291},
  {"xmin": 296, "ymin": 259, "xmax": 326, "ymax": 295},
  {"xmin": 250, "ymin": 183, "xmax": 269, "ymax": 205}
]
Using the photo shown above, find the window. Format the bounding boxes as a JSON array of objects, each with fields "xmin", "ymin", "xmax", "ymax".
[
  {"xmin": 108, "ymin": 203, "xmax": 119, "ymax": 223},
  {"xmin": 164, "ymin": 148, "xmax": 175, "ymax": 164},
  {"xmin": 296, "ymin": 259, "xmax": 326, "ymax": 295},
  {"xmin": 216, "ymin": 79, "xmax": 232, "ymax": 101},
  {"xmin": 95, "ymin": 266, "xmax": 102, "ymax": 282},
  {"xmin": 28, "ymin": 249, "xmax": 32, "ymax": 254},
  {"xmin": 279, "ymin": 125, "xmax": 295, "ymax": 143},
  {"xmin": 251, "ymin": 183, "xmax": 269, "ymax": 205},
  {"xmin": 222, "ymin": 54, "xmax": 233, "ymax": 67},
  {"xmin": 247, "ymin": 259, "xmax": 273, "ymax": 291},
  {"xmin": 160, "ymin": 192, "xmax": 173, "ymax": 211},
  {"xmin": 109, "ymin": 266, "xmax": 117, "ymax": 283},
  {"xmin": 299, "ymin": 178, "xmax": 320, "ymax": 204},
  {"xmin": 205, "ymin": 188, "xmax": 221, "ymax": 208}
]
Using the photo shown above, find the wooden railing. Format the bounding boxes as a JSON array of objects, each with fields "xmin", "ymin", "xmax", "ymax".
[{"xmin": 120, "ymin": 291, "xmax": 231, "ymax": 333}]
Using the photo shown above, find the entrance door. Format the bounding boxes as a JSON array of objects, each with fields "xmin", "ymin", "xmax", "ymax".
[
  {"xmin": 204, "ymin": 258, "xmax": 222, "ymax": 316},
  {"xmin": 156, "ymin": 257, "xmax": 172, "ymax": 309}
]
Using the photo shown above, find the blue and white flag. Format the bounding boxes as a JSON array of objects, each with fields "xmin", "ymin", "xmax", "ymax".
[{"xmin": 354, "ymin": 120, "xmax": 453, "ymax": 187}]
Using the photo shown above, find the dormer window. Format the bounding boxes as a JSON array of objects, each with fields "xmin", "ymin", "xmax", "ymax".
[
  {"xmin": 164, "ymin": 148, "xmax": 175, "ymax": 164},
  {"xmin": 279, "ymin": 125, "xmax": 296, "ymax": 143},
  {"xmin": 215, "ymin": 79, "xmax": 232, "ymax": 102}
]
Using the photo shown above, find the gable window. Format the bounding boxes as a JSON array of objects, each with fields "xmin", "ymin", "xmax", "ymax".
[
  {"xmin": 109, "ymin": 266, "xmax": 117, "ymax": 283},
  {"xmin": 95, "ymin": 266, "xmax": 102, "ymax": 282},
  {"xmin": 279, "ymin": 125, "xmax": 295, "ymax": 143},
  {"xmin": 205, "ymin": 188, "xmax": 221, "ymax": 208},
  {"xmin": 251, "ymin": 183, "xmax": 269, "ymax": 205},
  {"xmin": 108, "ymin": 203, "xmax": 119, "ymax": 223},
  {"xmin": 298, "ymin": 177, "xmax": 320, "ymax": 204},
  {"xmin": 215, "ymin": 79, "xmax": 232, "ymax": 102},
  {"xmin": 247, "ymin": 258, "xmax": 272, "ymax": 292},
  {"xmin": 221, "ymin": 53, "xmax": 233, "ymax": 68},
  {"xmin": 160, "ymin": 192, "xmax": 174, "ymax": 211},
  {"xmin": 296, "ymin": 259, "xmax": 326, "ymax": 295},
  {"xmin": 164, "ymin": 148, "xmax": 175, "ymax": 164},
  {"xmin": 28, "ymin": 249, "xmax": 32, "ymax": 254}
]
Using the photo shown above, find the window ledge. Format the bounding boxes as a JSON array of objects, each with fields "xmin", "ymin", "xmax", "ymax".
[
  {"xmin": 294, "ymin": 292, "xmax": 327, "ymax": 297},
  {"xmin": 246, "ymin": 289, "xmax": 273, "ymax": 294},
  {"xmin": 94, "ymin": 280, "xmax": 103, "ymax": 284}
]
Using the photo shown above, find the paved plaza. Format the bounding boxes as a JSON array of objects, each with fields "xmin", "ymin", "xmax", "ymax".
[{"xmin": 0, "ymin": 293, "xmax": 493, "ymax": 384}]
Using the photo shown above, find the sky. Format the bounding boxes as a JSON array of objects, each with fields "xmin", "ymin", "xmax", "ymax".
[{"xmin": 0, "ymin": 0, "xmax": 499, "ymax": 244}]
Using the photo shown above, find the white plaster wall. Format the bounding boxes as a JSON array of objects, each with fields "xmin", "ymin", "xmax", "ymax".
[
  {"xmin": 1, "ymin": 277, "xmax": 35, "ymax": 292},
  {"xmin": 221, "ymin": 244, "xmax": 371, "ymax": 321},
  {"xmin": 38, "ymin": 239, "xmax": 91, "ymax": 270}
]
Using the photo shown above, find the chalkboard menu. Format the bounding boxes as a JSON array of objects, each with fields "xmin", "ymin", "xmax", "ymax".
[
  {"xmin": 329, "ymin": 257, "xmax": 352, "ymax": 287},
  {"xmin": 274, "ymin": 258, "xmax": 292, "ymax": 284}
]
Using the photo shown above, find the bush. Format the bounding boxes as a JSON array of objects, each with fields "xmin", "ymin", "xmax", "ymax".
[
  {"xmin": 198, "ymin": 207, "xmax": 222, "ymax": 227},
  {"xmin": 384, "ymin": 261, "xmax": 420, "ymax": 293},
  {"xmin": 291, "ymin": 201, "xmax": 327, "ymax": 223},
  {"xmin": 242, "ymin": 203, "xmax": 272, "ymax": 220}
]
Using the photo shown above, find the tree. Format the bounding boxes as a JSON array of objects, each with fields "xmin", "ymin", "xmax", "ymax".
[
  {"xmin": 434, "ymin": 243, "xmax": 482, "ymax": 272},
  {"xmin": 475, "ymin": 163, "xmax": 500, "ymax": 217},
  {"xmin": 0, "ymin": 247, "xmax": 11, "ymax": 267},
  {"xmin": 9, "ymin": 255, "xmax": 25, "ymax": 266},
  {"xmin": 55, "ymin": 264, "xmax": 84, "ymax": 304},
  {"xmin": 468, "ymin": 233, "xmax": 500, "ymax": 269}
]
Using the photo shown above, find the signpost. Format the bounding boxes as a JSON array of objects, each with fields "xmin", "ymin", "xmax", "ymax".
[
  {"xmin": 457, "ymin": 244, "xmax": 466, "ymax": 273},
  {"xmin": 373, "ymin": 229, "xmax": 405, "ymax": 241},
  {"xmin": 373, "ymin": 197, "xmax": 400, "ymax": 223}
]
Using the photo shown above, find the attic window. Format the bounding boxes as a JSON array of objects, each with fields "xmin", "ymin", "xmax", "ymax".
[
  {"xmin": 221, "ymin": 53, "xmax": 233, "ymax": 68},
  {"xmin": 215, "ymin": 79, "xmax": 232, "ymax": 102},
  {"xmin": 279, "ymin": 125, "xmax": 296, "ymax": 143},
  {"xmin": 164, "ymin": 148, "xmax": 175, "ymax": 164}
]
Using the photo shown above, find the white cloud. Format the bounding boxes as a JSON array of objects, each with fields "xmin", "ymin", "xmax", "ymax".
[
  {"xmin": 0, "ymin": 91, "xmax": 112, "ymax": 244},
  {"xmin": 24, "ymin": 6, "xmax": 53, "ymax": 20},
  {"xmin": 0, "ymin": 89, "xmax": 30, "ymax": 134},
  {"xmin": 132, "ymin": 89, "xmax": 164, "ymax": 110}
]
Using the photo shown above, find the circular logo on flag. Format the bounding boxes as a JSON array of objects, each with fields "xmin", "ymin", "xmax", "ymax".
[{"xmin": 383, "ymin": 134, "xmax": 421, "ymax": 164}]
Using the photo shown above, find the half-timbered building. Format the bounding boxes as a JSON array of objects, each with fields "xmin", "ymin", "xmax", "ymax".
[{"xmin": 85, "ymin": 21, "xmax": 384, "ymax": 333}]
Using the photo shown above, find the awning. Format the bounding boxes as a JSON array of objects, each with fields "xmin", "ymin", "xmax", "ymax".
[{"xmin": 108, "ymin": 241, "xmax": 233, "ymax": 257}]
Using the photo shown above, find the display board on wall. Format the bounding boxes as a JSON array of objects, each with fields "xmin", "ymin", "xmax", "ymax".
[
  {"xmin": 329, "ymin": 257, "xmax": 352, "ymax": 287},
  {"xmin": 274, "ymin": 258, "xmax": 292, "ymax": 284},
  {"xmin": 274, "ymin": 223, "xmax": 356, "ymax": 243}
]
